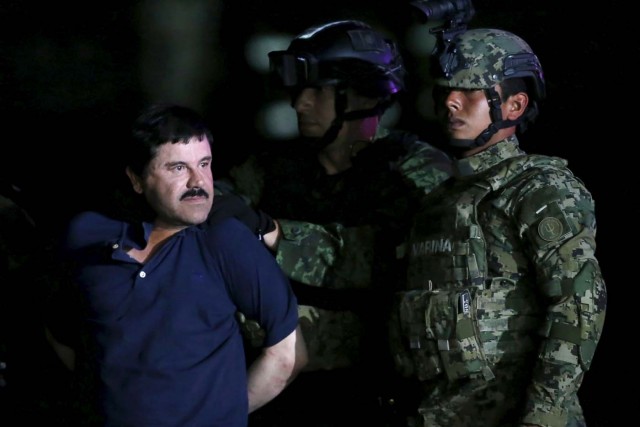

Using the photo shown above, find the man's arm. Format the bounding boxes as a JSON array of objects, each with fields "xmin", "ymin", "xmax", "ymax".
[
  {"xmin": 247, "ymin": 325, "xmax": 307, "ymax": 413},
  {"xmin": 45, "ymin": 325, "xmax": 75, "ymax": 371},
  {"xmin": 517, "ymin": 177, "xmax": 606, "ymax": 427},
  {"xmin": 261, "ymin": 219, "xmax": 280, "ymax": 251}
]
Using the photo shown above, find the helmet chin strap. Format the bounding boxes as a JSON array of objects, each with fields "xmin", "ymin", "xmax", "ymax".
[
  {"xmin": 447, "ymin": 87, "xmax": 520, "ymax": 158},
  {"xmin": 304, "ymin": 84, "xmax": 386, "ymax": 150}
]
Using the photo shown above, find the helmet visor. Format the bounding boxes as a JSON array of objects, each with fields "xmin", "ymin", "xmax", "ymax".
[{"xmin": 268, "ymin": 50, "xmax": 322, "ymax": 88}]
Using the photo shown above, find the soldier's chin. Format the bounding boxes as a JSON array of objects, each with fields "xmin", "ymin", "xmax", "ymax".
[{"xmin": 298, "ymin": 125, "xmax": 324, "ymax": 138}]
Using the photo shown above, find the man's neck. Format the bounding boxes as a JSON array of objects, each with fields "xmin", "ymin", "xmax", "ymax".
[
  {"xmin": 461, "ymin": 128, "xmax": 516, "ymax": 158},
  {"xmin": 127, "ymin": 223, "xmax": 183, "ymax": 263},
  {"xmin": 317, "ymin": 140, "xmax": 353, "ymax": 175},
  {"xmin": 316, "ymin": 116, "xmax": 379, "ymax": 175}
]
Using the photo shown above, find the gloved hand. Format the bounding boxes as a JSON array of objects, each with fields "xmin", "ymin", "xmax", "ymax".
[{"xmin": 208, "ymin": 192, "xmax": 276, "ymax": 238}]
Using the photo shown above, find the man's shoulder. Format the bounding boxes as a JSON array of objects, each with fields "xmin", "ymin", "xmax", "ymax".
[
  {"xmin": 383, "ymin": 131, "xmax": 453, "ymax": 190},
  {"xmin": 502, "ymin": 155, "xmax": 595, "ymax": 212},
  {"xmin": 65, "ymin": 211, "xmax": 122, "ymax": 251},
  {"xmin": 383, "ymin": 129, "xmax": 450, "ymax": 159},
  {"xmin": 490, "ymin": 153, "xmax": 575, "ymax": 188},
  {"xmin": 197, "ymin": 217, "xmax": 264, "ymax": 255},
  {"xmin": 229, "ymin": 141, "xmax": 316, "ymax": 174},
  {"xmin": 517, "ymin": 154, "xmax": 586, "ymax": 190},
  {"xmin": 520, "ymin": 153, "xmax": 569, "ymax": 170},
  {"xmin": 68, "ymin": 210, "xmax": 116, "ymax": 229},
  {"xmin": 410, "ymin": 140, "xmax": 452, "ymax": 163},
  {"xmin": 370, "ymin": 129, "xmax": 447, "ymax": 162}
]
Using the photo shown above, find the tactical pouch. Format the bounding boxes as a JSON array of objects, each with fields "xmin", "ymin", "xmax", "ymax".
[
  {"xmin": 394, "ymin": 289, "xmax": 493, "ymax": 382},
  {"xmin": 393, "ymin": 290, "xmax": 442, "ymax": 380}
]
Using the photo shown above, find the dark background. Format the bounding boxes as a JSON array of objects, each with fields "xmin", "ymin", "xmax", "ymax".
[{"xmin": 1, "ymin": 1, "xmax": 630, "ymax": 424}]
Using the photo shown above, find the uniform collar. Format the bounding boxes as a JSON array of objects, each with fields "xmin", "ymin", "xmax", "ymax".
[{"xmin": 454, "ymin": 135, "xmax": 525, "ymax": 177}]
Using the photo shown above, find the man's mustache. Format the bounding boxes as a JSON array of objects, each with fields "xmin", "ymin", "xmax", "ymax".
[{"xmin": 180, "ymin": 188, "xmax": 209, "ymax": 200}]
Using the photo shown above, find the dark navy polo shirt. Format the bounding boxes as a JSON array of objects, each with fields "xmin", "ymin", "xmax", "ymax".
[{"xmin": 64, "ymin": 212, "xmax": 298, "ymax": 427}]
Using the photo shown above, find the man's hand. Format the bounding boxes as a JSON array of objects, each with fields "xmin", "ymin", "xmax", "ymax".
[{"xmin": 208, "ymin": 193, "xmax": 276, "ymax": 239}]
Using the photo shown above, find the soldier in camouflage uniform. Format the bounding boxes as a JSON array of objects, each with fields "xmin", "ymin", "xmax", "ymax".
[
  {"xmin": 389, "ymin": 28, "xmax": 607, "ymax": 427},
  {"xmin": 213, "ymin": 20, "xmax": 452, "ymax": 426}
]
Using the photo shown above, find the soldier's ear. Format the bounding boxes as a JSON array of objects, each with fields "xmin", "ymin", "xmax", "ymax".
[{"xmin": 505, "ymin": 92, "xmax": 529, "ymax": 121}]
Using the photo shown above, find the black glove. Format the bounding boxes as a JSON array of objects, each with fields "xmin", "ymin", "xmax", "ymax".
[{"xmin": 208, "ymin": 193, "xmax": 276, "ymax": 238}]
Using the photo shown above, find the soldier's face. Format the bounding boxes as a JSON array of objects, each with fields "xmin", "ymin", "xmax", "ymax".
[
  {"xmin": 292, "ymin": 85, "xmax": 378, "ymax": 142},
  {"xmin": 292, "ymin": 85, "xmax": 337, "ymax": 138},
  {"xmin": 436, "ymin": 86, "xmax": 493, "ymax": 142}
]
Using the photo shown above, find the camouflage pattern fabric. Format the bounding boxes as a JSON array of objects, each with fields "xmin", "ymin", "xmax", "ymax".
[
  {"xmin": 218, "ymin": 128, "xmax": 452, "ymax": 371},
  {"xmin": 393, "ymin": 136, "xmax": 606, "ymax": 427},
  {"xmin": 296, "ymin": 305, "xmax": 364, "ymax": 371},
  {"xmin": 434, "ymin": 28, "xmax": 541, "ymax": 92},
  {"xmin": 412, "ymin": 367, "xmax": 585, "ymax": 427}
]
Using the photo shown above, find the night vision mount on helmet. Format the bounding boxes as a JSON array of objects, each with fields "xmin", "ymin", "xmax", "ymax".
[
  {"xmin": 412, "ymin": 0, "xmax": 545, "ymax": 150},
  {"xmin": 411, "ymin": 0, "xmax": 476, "ymax": 81}
]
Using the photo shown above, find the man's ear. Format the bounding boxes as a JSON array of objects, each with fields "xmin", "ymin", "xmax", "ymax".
[
  {"xmin": 506, "ymin": 92, "xmax": 529, "ymax": 120},
  {"xmin": 125, "ymin": 167, "xmax": 144, "ymax": 194}
]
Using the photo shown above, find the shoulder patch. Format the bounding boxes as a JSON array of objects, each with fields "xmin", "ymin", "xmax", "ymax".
[{"xmin": 537, "ymin": 217, "xmax": 564, "ymax": 241}]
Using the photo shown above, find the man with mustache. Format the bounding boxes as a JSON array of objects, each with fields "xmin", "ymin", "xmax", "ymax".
[{"xmin": 49, "ymin": 104, "xmax": 308, "ymax": 426}]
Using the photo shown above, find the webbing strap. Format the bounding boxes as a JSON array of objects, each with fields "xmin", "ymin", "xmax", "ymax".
[{"xmin": 540, "ymin": 320, "xmax": 582, "ymax": 345}]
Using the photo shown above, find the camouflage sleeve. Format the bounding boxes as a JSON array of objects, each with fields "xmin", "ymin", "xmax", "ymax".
[
  {"xmin": 275, "ymin": 220, "xmax": 376, "ymax": 290},
  {"xmin": 219, "ymin": 155, "xmax": 266, "ymax": 205},
  {"xmin": 396, "ymin": 141, "xmax": 453, "ymax": 195},
  {"xmin": 274, "ymin": 142, "xmax": 452, "ymax": 288},
  {"xmin": 515, "ymin": 171, "xmax": 607, "ymax": 427},
  {"xmin": 274, "ymin": 141, "xmax": 452, "ymax": 288}
]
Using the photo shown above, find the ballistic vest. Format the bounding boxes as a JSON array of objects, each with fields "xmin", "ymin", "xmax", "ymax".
[{"xmin": 391, "ymin": 154, "xmax": 567, "ymax": 383}]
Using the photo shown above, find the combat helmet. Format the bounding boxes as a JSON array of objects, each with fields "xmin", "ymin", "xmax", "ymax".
[
  {"xmin": 268, "ymin": 20, "xmax": 406, "ymax": 147},
  {"xmin": 269, "ymin": 20, "xmax": 405, "ymax": 99},
  {"xmin": 434, "ymin": 28, "xmax": 545, "ymax": 147}
]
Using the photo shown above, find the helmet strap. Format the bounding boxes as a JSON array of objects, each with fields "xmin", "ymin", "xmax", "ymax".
[
  {"xmin": 312, "ymin": 84, "xmax": 386, "ymax": 149},
  {"xmin": 474, "ymin": 87, "xmax": 505, "ymax": 145},
  {"xmin": 447, "ymin": 87, "xmax": 521, "ymax": 157}
]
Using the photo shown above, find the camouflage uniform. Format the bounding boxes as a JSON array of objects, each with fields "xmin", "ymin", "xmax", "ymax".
[
  {"xmin": 218, "ymin": 127, "xmax": 451, "ymax": 425},
  {"xmin": 227, "ymin": 127, "xmax": 452, "ymax": 365},
  {"xmin": 390, "ymin": 136, "xmax": 606, "ymax": 427},
  {"xmin": 215, "ymin": 20, "xmax": 453, "ymax": 425}
]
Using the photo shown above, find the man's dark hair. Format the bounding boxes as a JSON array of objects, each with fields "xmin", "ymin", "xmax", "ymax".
[
  {"xmin": 499, "ymin": 78, "xmax": 528, "ymax": 101},
  {"xmin": 127, "ymin": 104, "xmax": 213, "ymax": 177}
]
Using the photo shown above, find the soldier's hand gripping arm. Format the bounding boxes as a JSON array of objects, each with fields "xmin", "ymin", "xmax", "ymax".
[{"xmin": 208, "ymin": 192, "xmax": 276, "ymax": 241}]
